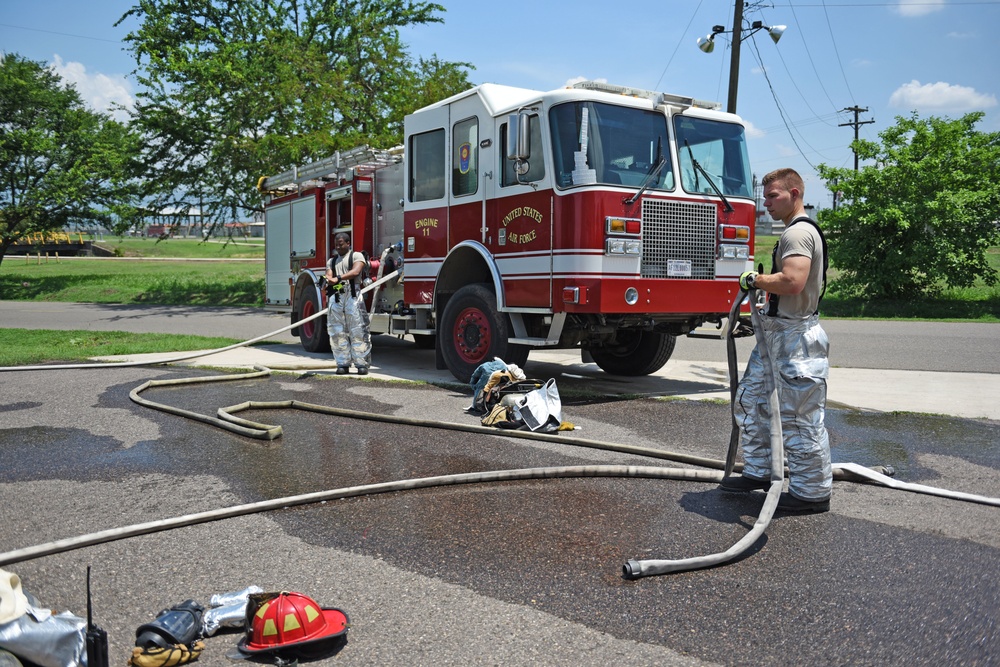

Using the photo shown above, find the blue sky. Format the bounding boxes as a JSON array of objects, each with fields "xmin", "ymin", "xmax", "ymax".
[{"xmin": 3, "ymin": 0, "xmax": 998, "ymax": 209}]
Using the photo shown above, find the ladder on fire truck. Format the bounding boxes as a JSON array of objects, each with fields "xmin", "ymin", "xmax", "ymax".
[{"xmin": 257, "ymin": 145, "xmax": 402, "ymax": 194}]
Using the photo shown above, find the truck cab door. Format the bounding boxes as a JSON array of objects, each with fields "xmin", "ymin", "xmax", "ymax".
[
  {"xmin": 486, "ymin": 111, "xmax": 554, "ymax": 310},
  {"xmin": 447, "ymin": 96, "xmax": 487, "ymax": 247}
]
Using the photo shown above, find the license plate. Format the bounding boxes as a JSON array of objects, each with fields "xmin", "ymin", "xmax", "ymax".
[{"xmin": 667, "ymin": 260, "xmax": 692, "ymax": 277}]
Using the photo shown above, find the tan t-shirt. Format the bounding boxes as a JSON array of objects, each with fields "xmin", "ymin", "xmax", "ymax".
[
  {"xmin": 328, "ymin": 251, "xmax": 365, "ymax": 285},
  {"xmin": 773, "ymin": 220, "xmax": 824, "ymax": 319}
]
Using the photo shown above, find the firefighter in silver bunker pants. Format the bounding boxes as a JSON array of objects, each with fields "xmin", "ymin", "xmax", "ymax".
[
  {"xmin": 734, "ymin": 313, "xmax": 832, "ymax": 501},
  {"xmin": 327, "ymin": 285, "xmax": 371, "ymax": 373},
  {"xmin": 722, "ymin": 167, "xmax": 832, "ymax": 512},
  {"xmin": 326, "ymin": 232, "xmax": 371, "ymax": 375}
]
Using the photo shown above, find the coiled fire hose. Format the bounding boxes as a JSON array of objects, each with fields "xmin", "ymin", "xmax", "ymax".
[{"xmin": 1, "ymin": 285, "xmax": 997, "ymax": 577}]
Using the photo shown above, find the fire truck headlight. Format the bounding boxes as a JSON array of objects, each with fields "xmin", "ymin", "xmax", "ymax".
[
  {"xmin": 719, "ymin": 244, "xmax": 749, "ymax": 260},
  {"xmin": 606, "ymin": 239, "xmax": 626, "ymax": 255},
  {"xmin": 625, "ymin": 240, "xmax": 642, "ymax": 255},
  {"xmin": 624, "ymin": 287, "xmax": 639, "ymax": 305}
]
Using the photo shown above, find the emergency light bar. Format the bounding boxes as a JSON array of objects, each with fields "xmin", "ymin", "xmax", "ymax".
[{"xmin": 571, "ymin": 81, "xmax": 722, "ymax": 111}]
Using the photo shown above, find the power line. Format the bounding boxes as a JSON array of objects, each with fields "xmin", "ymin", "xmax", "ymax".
[
  {"xmin": 780, "ymin": 3, "xmax": 841, "ymax": 113},
  {"xmin": 757, "ymin": 111, "xmax": 844, "ymax": 135},
  {"xmin": 653, "ymin": 1, "xmax": 705, "ymax": 91},
  {"xmin": 821, "ymin": 0, "xmax": 856, "ymax": 103},
  {"xmin": 766, "ymin": 28, "xmax": 838, "ymax": 125},
  {"xmin": 747, "ymin": 38, "xmax": 823, "ymax": 170},
  {"xmin": 0, "ymin": 22, "xmax": 122, "ymax": 45},
  {"xmin": 770, "ymin": 2, "xmax": 1000, "ymax": 6}
]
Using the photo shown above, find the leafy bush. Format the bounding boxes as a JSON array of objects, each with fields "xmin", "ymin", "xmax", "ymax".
[{"xmin": 818, "ymin": 113, "xmax": 1000, "ymax": 298}]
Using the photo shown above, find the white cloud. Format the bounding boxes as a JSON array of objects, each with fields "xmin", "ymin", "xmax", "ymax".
[
  {"xmin": 743, "ymin": 119, "xmax": 765, "ymax": 139},
  {"xmin": 50, "ymin": 55, "xmax": 134, "ymax": 121},
  {"xmin": 894, "ymin": 0, "xmax": 946, "ymax": 17},
  {"xmin": 775, "ymin": 144, "xmax": 798, "ymax": 158},
  {"xmin": 889, "ymin": 80, "xmax": 998, "ymax": 112}
]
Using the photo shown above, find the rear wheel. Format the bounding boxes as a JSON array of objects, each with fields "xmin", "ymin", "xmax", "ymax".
[
  {"xmin": 589, "ymin": 330, "xmax": 675, "ymax": 376},
  {"xmin": 440, "ymin": 283, "xmax": 529, "ymax": 383},
  {"xmin": 295, "ymin": 283, "xmax": 331, "ymax": 353}
]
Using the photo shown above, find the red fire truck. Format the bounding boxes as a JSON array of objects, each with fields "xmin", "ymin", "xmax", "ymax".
[{"xmin": 258, "ymin": 81, "xmax": 754, "ymax": 382}]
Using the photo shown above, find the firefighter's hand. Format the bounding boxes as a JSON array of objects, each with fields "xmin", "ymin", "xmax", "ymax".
[
  {"xmin": 325, "ymin": 276, "xmax": 345, "ymax": 296},
  {"xmin": 739, "ymin": 271, "xmax": 758, "ymax": 291}
]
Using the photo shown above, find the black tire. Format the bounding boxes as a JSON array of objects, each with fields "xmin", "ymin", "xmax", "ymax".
[
  {"xmin": 589, "ymin": 330, "xmax": 675, "ymax": 376},
  {"xmin": 439, "ymin": 283, "xmax": 530, "ymax": 383},
  {"xmin": 295, "ymin": 283, "xmax": 331, "ymax": 353}
]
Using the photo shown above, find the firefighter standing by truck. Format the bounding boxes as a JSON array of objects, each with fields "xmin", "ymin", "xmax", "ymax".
[
  {"xmin": 325, "ymin": 232, "xmax": 371, "ymax": 375},
  {"xmin": 720, "ymin": 168, "xmax": 832, "ymax": 513}
]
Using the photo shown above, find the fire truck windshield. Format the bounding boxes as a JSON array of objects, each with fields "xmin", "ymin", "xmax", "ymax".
[
  {"xmin": 549, "ymin": 101, "xmax": 675, "ymax": 191},
  {"xmin": 674, "ymin": 115, "xmax": 753, "ymax": 198}
]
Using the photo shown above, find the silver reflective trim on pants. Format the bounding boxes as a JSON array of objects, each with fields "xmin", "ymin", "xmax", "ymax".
[
  {"xmin": 327, "ymin": 293, "xmax": 371, "ymax": 369},
  {"xmin": 735, "ymin": 313, "xmax": 832, "ymax": 500}
]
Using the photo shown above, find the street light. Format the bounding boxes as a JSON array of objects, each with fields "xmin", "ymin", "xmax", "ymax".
[{"xmin": 697, "ymin": 2, "xmax": 786, "ymax": 114}]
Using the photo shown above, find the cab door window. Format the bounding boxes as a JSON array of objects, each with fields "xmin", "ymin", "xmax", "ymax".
[
  {"xmin": 453, "ymin": 117, "xmax": 478, "ymax": 197},
  {"xmin": 409, "ymin": 128, "xmax": 446, "ymax": 202}
]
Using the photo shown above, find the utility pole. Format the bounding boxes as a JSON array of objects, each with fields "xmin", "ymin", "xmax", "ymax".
[
  {"xmin": 726, "ymin": 1, "xmax": 745, "ymax": 115},
  {"xmin": 839, "ymin": 106, "xmax": 874, "ymax": 171}
]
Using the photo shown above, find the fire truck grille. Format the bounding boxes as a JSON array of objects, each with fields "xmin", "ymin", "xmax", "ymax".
[{"xmin": 640, "ymin": 199, "xmax": 717, "ymax": 279}]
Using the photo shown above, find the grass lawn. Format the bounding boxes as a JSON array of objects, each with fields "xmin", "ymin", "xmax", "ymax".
[
  {"xmin": 1, "ymin": 255, "xmax": 264, "ymax": 307},
  {"xmin": 93, "ymin": 236, "xmax": 265, "ymax": 259},
  {"xmin": 0, "ymin": 328, "xmax": 252, "ymax": 367}
]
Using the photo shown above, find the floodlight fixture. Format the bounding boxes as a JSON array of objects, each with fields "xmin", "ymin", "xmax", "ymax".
[{"xmin": 695, "ymin": 6, "xmax": 788, "ymax": 114}]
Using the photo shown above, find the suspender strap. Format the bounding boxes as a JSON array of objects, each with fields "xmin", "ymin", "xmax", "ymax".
[{"xmin": 766, "ymin": 216, "xmax": 828, "ymax": 317}]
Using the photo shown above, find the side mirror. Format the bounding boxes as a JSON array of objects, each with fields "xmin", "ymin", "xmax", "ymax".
[{"xmin": 506, "ymin": 112, "xmax": 531, "ymax": 161}]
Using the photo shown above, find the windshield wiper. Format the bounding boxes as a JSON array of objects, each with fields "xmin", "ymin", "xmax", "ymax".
[
  {"xmin": 684, "ymin": 139, "xmax": 734, "ymax": 213},
  {"xmin": 624, "ymin": 137, "xmax": 667, "ymax": 206}
]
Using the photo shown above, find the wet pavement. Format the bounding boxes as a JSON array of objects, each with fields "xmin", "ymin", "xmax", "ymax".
[
  {"xmin": 1, "ymin": 302, "xmax": 999, "ymax": 664},
  {"xmin": 1, "ymin": 356, "xmax": 998, "ymax": 666}
]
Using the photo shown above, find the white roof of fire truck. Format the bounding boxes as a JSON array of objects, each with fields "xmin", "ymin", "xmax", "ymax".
[
  {"xmin": 409, "ymin": 80, "xmax": 724, "ymax": 118},
  {"xmin": 261, "ymin": 81, "xmax": 732, "ymax": 194}
]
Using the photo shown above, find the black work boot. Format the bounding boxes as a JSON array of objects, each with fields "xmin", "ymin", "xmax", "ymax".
[
  {"xmin": 336, "ymin": 366, "xmax": 349, "ymax": 375},
  {"xmin": 356, "ymin": 367, "xmax": 368, "ymax": 375},
  {"xmin": 776, "ymin": 492, "xmax": 830, "ymax": 514},
  {"xmin": 719, "ymin": 474, "xmax": 771, "ymax": 493}
]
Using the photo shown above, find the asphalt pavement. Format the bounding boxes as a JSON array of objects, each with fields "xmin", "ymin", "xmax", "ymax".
[
  {"xmin": 2, "ymin": 300, "xmax": 1000, "ymax": 419},
  {"xmin": 0, "ymin": 302, "xmax": 998, "ymax": 666}
]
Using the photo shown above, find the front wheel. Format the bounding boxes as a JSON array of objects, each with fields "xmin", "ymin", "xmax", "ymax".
[
  {"xmin": 588, "ymin": 330, "xmax": 675, "ymax": 376},
  {"xmin": 295, "ymin": 283, "xmax": 331, "ymax": 353},
  {"xmin": 439, "ymin": 283, "xmax": 529, "ymax": 383}
]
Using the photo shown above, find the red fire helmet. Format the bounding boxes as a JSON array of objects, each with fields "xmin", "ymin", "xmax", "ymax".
[{"xmin": 237, "ymin": 591, "xmax": 349, "ymax": 657}]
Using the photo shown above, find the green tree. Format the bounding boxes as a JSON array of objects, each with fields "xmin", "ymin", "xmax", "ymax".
[
  {"xmin": 0, "ymin": 53, "xmax": 143, "ymax": 267},
  {"xmin": 817, "ymin": 112, "xmax": 1000, "ymax": 298},
  {"xmin": 117, "ymin": 0, "xmax": 473, "ymax": 225}
]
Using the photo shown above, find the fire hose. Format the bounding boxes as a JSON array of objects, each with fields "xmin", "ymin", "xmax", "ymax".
[{"xmin": 0, "ymin": 286, "xmax": 997, "ymax": 576}]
